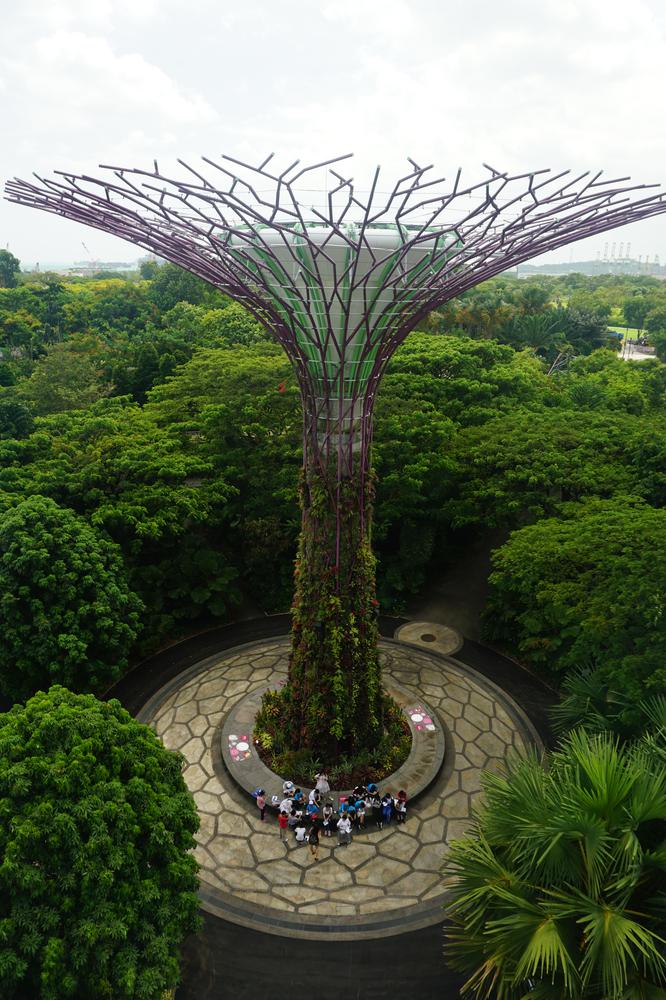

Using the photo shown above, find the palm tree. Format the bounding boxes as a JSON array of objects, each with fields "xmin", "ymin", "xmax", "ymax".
[{"xmin": 444, "ymin": 730, "xmax": 666, "ymax": 999}]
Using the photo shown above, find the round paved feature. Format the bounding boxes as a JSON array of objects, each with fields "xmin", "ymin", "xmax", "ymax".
[
  {"xmin": 137, "ymin": 630, "xmax": 538, "ymax": 939},
  {"xmin": 395, "ymin": 620, "xmax": 464, "ymax": 656}
]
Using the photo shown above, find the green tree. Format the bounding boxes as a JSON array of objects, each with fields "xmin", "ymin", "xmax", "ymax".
[
  {"xmin": 147, "ymin": 263, "xmax": 225, "ymax": 312},
  {"xmin": 0, "ymin": 496, "xmax": 143, "ymax": 701},
  {"xmin": 139, "ymin": 258, "xmax": 161, "ymax": 279},
  {"xmin": 646, "ymin": 305, "xmax": 666, "ymax": 337},
  {"xmin": 482, "ymin": 498, "xmax": 666, "ymax": 709},
  {"xmin": 623, "ymin": 293, "xmax": 652, "ymax": 332},
  {"xmin": 445, "ymin": 729, "xmax": 666, "ymax": 999},
  {"xmin": 0, "ymin": 249, "xmax": 20, "ymax": 288},
  {"xmin": 0, "ymin": 398, "xmax": 34, "ymax": 439},
  {"xmin": 18, "ymin": 340, "xmax": 112, "ymax": 415},
  {"xmin": 0, "ymin": 393, "xmax": 239, "ymax": 640},
  {"xmin": 0, "ymin": 685, "xmax": 201, "ymax": 999}
]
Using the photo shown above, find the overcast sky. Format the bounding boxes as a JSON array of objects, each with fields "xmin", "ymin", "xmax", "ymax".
[{"xmin": 1, "ymin": 0, "xmax": 665, "ymax": 268}]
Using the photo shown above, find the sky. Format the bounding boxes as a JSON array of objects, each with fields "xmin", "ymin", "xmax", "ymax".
[{"xmin": 1, "ymin": 0, "xmax": 665, "ymax": 269}]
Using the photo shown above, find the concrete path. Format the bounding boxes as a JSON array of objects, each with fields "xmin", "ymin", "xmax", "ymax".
[
  {"xmin": 106, "ymin": 613, "xmax": 556, "ymax": 999},
  {"xmin": 139, "ymin": 633, "xmax": 537, "ymax": 939}
]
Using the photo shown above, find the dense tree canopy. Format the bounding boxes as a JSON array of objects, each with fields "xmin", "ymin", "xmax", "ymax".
[
  {"xmin": 0, "ymin": 497, "xmax": 143, "ymax": 701},
  {"xmin": 0, "ymin": 262, "xmax": 664, "ymax": 711},
  {"xmin": 482, "ymin": 498, "xmax": 666, "ymax": 712},
  {"xmin": 0, "ymin": 686, "xmax": 200, "ymax": 999},
  {"xmin": 0, "ymin": 250, "xmax": 20, "ymax": 289}
]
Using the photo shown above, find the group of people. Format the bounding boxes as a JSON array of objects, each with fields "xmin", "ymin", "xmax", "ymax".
[{"xmin": 254, "ymin": 773, "xmax": 408, "ymax": 862}]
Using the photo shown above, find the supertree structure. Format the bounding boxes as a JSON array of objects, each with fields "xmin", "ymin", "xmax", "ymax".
[{"xmin": 6, "ymin": 155, "xmax": 666, "ymax": 754}]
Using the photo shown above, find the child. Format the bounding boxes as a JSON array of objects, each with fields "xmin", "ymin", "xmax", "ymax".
[
  {"xmin": 255, "ymin": 789, "xmax": 266, "ymax": 822},
  {"xmin": 278, "ymin": 810, "xmax": 289, "ymax": 841},
  {"xmin": 396, "ymin": 790, "xmax": 408, "ymax": 824},
  {"xmin": 356, "ymin": 799, "xmax": 366, "ymax": 829},
  {"xmin": 308, "ymin": 822, "xmax": 320, "ymax": 861}
]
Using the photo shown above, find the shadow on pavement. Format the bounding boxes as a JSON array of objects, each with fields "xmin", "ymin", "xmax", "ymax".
[{"xmin": 176, "ymin": 912, "xmax": 467, "ymax": 1000}]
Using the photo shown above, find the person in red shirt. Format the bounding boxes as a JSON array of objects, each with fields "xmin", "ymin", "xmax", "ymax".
[{"xmin": 278, "ymin": 810, "xmax": 289, "ymax": 841}]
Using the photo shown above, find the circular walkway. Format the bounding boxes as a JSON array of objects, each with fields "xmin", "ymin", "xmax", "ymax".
[{"xmin": 138, "ymin": 630, "xmax": 539, "ymax": 939}]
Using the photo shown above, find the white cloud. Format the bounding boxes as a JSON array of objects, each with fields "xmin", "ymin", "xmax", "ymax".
[
  {"xmin": 1, "ymin": 0, "xmax": 665, "ymax": 263},
  {"xmin": 5, "ymin": 31, "xmax": 217, "ymax": 125},
  {"xmin": 17, "ymin": 0, "xmax": 161, "ymax": 30}
]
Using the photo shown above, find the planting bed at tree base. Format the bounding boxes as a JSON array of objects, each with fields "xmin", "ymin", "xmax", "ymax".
[{"xmin": 253, "ymin": 687, "xmax": 412, "ymax": 787}]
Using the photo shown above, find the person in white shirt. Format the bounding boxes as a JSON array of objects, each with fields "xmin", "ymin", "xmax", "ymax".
[
  {"xmin": 279, "ymin": 795, "xmax": 294, "ymax": 816},
  {"xmin": 294, "ymin": 819, "xmax": 307, "ymax": 845},
  {"xmin": 337, "ymin": 814, "xmax": 352, "ymax": 846}
]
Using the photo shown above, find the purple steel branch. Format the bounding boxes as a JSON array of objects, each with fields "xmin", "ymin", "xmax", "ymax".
[{"xmin": 6, "ymin": 154, "xmax": 666, "ymax": 582}]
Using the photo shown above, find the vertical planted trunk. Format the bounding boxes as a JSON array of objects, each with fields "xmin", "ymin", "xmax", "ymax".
[
  {"xmin": 284, "ymin": 463, "xmax": 383, "ymax": 755},
  {"xmin": 274, "ymin": 365, "xmax": 385, "ymax": 757}
]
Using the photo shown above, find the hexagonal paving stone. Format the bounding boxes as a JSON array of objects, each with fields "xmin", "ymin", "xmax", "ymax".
[
  {"xmin": 328, "ymin": 885, "xmax": 385, "ymax": 905},
  {"xmin": 354, "ymin": 857, "xmax": 411, "ymax": 887},
  {"xmin": 196, "ymin": 812, "xmax": 217, "ymax": 843},
  {"xmin": 197, "ymin": 696, "xmax": 228, "ymax": 715},
  {"xmin": 251, "ymin": 835, "xmax": 289, "ymax": 863},
  {"xmin": 174, "ymin": 702, "xmax": 199, "ymax": 724},
  {"xmin": 460, "ymin": 769, "xmax": 484, "ymax": 794},
  {"xmin": 196, "ymin": 680, "xmax": 227, "ymax": 700},
  {"xmin": 255, "ymin": 860, "xmax": 303, "ymax": 886},
  {"xmin": 381, "ymin": 831, "xmax": 420, "ymax": 863},
  {"xmin": 299, "ymin": 901, "xmax": 357, "ymax": 916},
  {"xmin": 274, "ymin": 885, "xmax": 328, "ymax": 906},
  {"xmin": 411, "ymin": 842, "xmax": 447, "ymax": 872},
  {"xmin": 390, "ymin": 870, "xmax": 440, "ymax": 897},
  {"xmin": 182, "ymin": 765, "xmax": 208, "ymax": 792},
  {"xmin": 469, "ymin": 691, "xmax": 495, "ymax": 716},
  {"xmin": 195, "ymin": 791, "xmax": 224, "ymax": 815},
  {"xmin": 463, "ymin": 703, "xmax": 491, "ymax": 731},
  {"xmin": 331, "ymin": 842, "xmax": 376, "ymax": 869},
  {"xmin": 446, "ymin": 682, "xmax": 471, "ymax": 704},
  {"xmin": 460, "ymin": 743, "xmax": 487, "ymax": 767},
  {"xmin": 446, "ymin": 818, "xmax": 473, "ymax": 840},
  {"xmin": 441, "ymin": 790, "xmax": 471, "ymax": 819},
  {"xmin": 225, "ymin": 679, "xmax": 251, "ymax": 697},
  {"xmin": 217, "ymin": 812, "xmax": 252, "ymax": 838},
  {"xmin": 159, "ymin": 723, "xmax": 191, "ymax": 751},
  {"xmin": 477, "ymin": 731, "xmax": 509, "ymax": 757},
  {"xmin": 189, "ymin": 716, "xmax": 210, "ymax": 738},
  {"xmin": 223, "ymin": 869, "xmax": 273, "ymax": 893},
  {"xmin": 206, "ymin": 836, "xmax": 256, "ymax": 870},
  {"xmin": 455, "ymin": 719, "xmax": 482, "ymax": 743},
  {"xmin": 302, "ymin": 860, "xmax": 355, "ymax": 890},
  {"xmin": 419, "ymin": 816, "xmax": 447, "ymax": 845}
]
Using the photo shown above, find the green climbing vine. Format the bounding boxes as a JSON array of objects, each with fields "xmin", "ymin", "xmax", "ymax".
[{"xmin": 254, "ymin": 459, "xmax": 410, "ymax": 776}]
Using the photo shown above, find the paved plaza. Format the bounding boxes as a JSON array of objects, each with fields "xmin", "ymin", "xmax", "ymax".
[{"xmin": 139, "ymin": 631, "xmax": 538, "ymax": 939}]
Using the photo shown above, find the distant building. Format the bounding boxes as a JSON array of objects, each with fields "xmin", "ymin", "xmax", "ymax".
[
  {"xmin": 517, "ymin": 258, "xmax": 666, "ymax": 278},
  {"xmin": 66, "ymin": 261, "xmax": 137, "ymax": 276}
]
